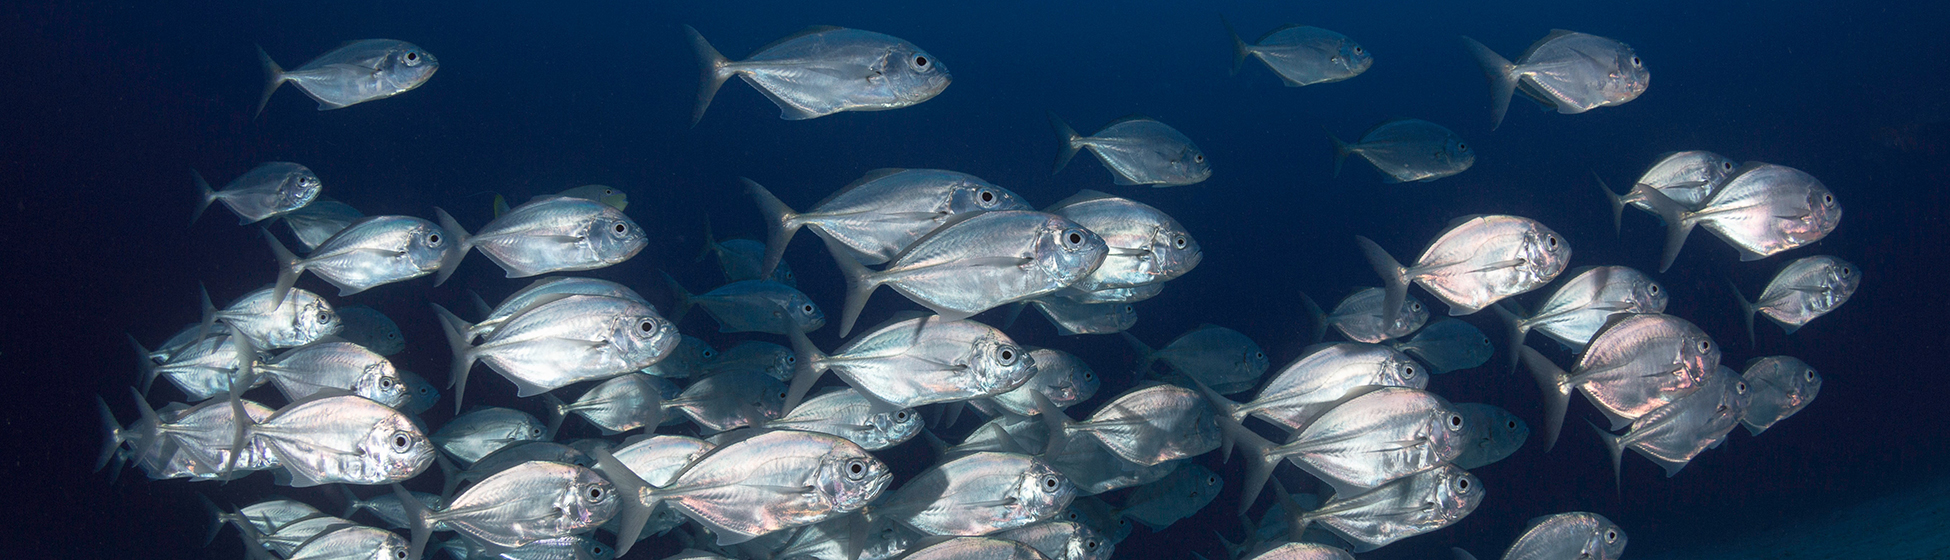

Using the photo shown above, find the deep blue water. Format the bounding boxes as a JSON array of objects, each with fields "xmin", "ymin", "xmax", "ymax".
[{"xmin": 8, "ymin": 0, "xmax": 1950, "ymax": 557}]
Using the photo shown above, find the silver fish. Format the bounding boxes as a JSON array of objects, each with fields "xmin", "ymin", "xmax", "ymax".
[
  {"xmin": 641, "ymin": 335, "xmax": 715, "ymax": 379},
  {"xmin": 207, "ymin": 498, "xmax": 323, "ymax": 541},
  {"xmin": 435, "ymin": 197, "xmax": 648, "ymax": 283},
  {"xmin": 1593, "ymin": 366, "xmax": 1750, "ymax": 479},
  {"xmin": 451, "ymin": 442, "xmax": 598, "ymax": 497},
  {"xmin": 594, "ymin": 430, "xmax": 891, "ymax": 552},
  {"xmin": 273, "ymin": 524, "xmax": 411, "ymax": 560},
  {"xmin": 281, "ymin": 198, "xmax": 363, "ymax": 251},
  {"xmin": 745, "ymin": 170, "xmax": 1029, "ymax": 280},
  {"xmin": 1206, "ymin": 343, "xmax": 1425, "ymax": 432},
  {"xmin": 201, "ymin": 285, "xmax": 342, "ymax": 349},
  {"xmin": 431, "ymin": 407, "xmax": 546, "ymax": 465},
  {"xmin": 830, "ymin": 210, "xmax": 1108, "ymax": 336},
  {"xmin": 1330, "ymin": 119, "xmax": 1474, "ymax": 183},
  {"xmin": 1636, "ymin": 162, "xmax": 1843, "ymax": 272},
  {"xmin": 686, "ymin": 25, "xmax": 950, "ymax": 124},
  {"xmin": 1039, "ymin": 384, "xmax": 1221, "ymax": 468},
  {"xmin": 877, "ymin": 451, "xmax": 1075, "ymax": 536},
  {"xmin": 1050, "ymin": 114, "xmax": 1211, "ymax": 187},
  {"xmin": 1461, "ymin": 30, "xmax": 1648, "ymax": 129},
  {"xmin": 1223, "ymin": 18, "xmax": 1371, "ymax": 86},
  {"xmin": 1015, "ymin": 297, "xmax": 1138, "ymax": 336},
  {"xmin": 192, "ymin": 163, "xmax": 322, "ymax": 225},
  {"xmin": 340, "ymin": 487, "xmax": 448, "ymax": 529},
  {"xmin": 701, "ymin": 340, "xmax": 796, "ymax": 381},
  {"xmin": 1053, "ymin": 284, "xmax": 1163, "ymax": 305},
  {"xmin": 1356, "ymin": 215, "xmax": 1571, "ymax": 316},
  {"xmin": 764, "ymin": 388, "xmax": 921, "ymax": 451},
  {"xmin": 1451, "ymin": 403, "xmax": 1529, "ymax": 470},
  {"xmin": 788, "ymin": 315, "xmax": 1036, "ymax": 412},
  {"xmin": 664, "ymin": 370, "xmax": 786, "ymax": 434},
  {"xmin": 1739, "ymin": 356, "xmax": 1822, "ymax": 435},
  {"xmin": 1059, "ymin": 497, "xmax": 1132, "ymax": 546},
  {"xmin": 1520, "ymin": 313, "xmax": 1720, "ymax": 449},
  {"xmin": 244, "ymin": 393, "xmax": 434, "ymax": 486},
  {"xmin": 1124, "ymin": 325, "xmax": 1269, "ymax": 395},
  {"xmin": 978, "ymin": 348, "xmax": 1101, "ymax": 417},
  {"xmin": 1492, "ymin": 266, "xmax": 1666, "ymax": 362},
  {"xmin": 1305, "ymin": 288, "xmax": 1429, "ymax": 344},
  {"xmin": 1046, "ymin": 190, "xmax": 1202, "ymax": 291},
  {"xmin": 1598, "ymin": 151, "xmax": 1739, "ymax": 231},
  {"xmin": 1241, "ymin": 543, "xmax": 1354, "ymax": 560},
  {"xmin": 130, "ymin": 332, "xmax": 255, "ymax": 401},
  {"xmin": 436, "ymin": 295, "xmax": 678, "ymax": 412},
  {"xmin": 700, "ymin": 218, "xmax": 795, "ymax": 286},
  {"xmin": 333, "ymin": 305, "xmax": 405, "ymax": 356},
  {"xmin": 1116, "ymin": 462, "xmax": 1221, "ymax": 530},
  {"xmin": 1282, "ymin": 465, "xmax": 1483, "ymax": 552},
  {"xmin": 1391, "ymin": 319, "xmax": 1493, "ymax": 374},
  {"xmin": 254, "ymin": 340, "xmax": 407, "ymax": 408},
  {"xmin": 397, "ymin": 370, "xmax": 439, "ymax": 415},
  {"xmin": 893, "ymin": 537, "xmax": 1051, "ymax": 560},
  {"xmin": 122, "ymin": 393, "xmax": 278, "ymax": 479},
  {"xmin": 545, "ymin": 373, "xmax": 666, "ymax": 437},
  {"xmin": 406, "ymin": 460, "xmax": 618, "ymax": 556},
  {"xmin": 256, "ymin": 39, "xmax": 437, "ymax": 115},
  {"xmin": 266, "ymin": 215, "xmax": 459, "ymax": 303},
  {"xmin": 1215, "ymin": 386, "xmax": 1466, "ymax": 508},
  {"xmin": 666, "ymin": 276, "xmax": 825, "ymax": 335},
  {"xmin": 609, "ymin": 434, "xmax": 716, "ymax": 487},
  {"xmin": 1043, "ymin": 434, "xmax": 1176, "ymax": 496},
  {"xmin": 1456, "ymin": 511, "xmax": 1626, "ymax": 560},
  {"xmin": 467, "ymin": 277, "xmax": 652, "ymax": 342},
  {"xmin": 1730, "ymin": 255, "xmax": 1859, "ymax": 341},
  {"xmin": 995, "ymin": 521, "xmax": 1111, "ymax": 560},
  {"xmin": 438, "ymin": 536, "xmax": 616, "ymax": 560}
]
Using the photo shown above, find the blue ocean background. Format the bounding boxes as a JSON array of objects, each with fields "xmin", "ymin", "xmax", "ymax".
[{"xmin": 8, "ymin": 0, "xmax": 1949, "ymax": 557}]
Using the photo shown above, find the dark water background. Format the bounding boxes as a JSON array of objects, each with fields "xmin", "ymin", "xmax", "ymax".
[{"xmin": 6, "ymin": 0, "xmax": 1949, "ymax": 557}]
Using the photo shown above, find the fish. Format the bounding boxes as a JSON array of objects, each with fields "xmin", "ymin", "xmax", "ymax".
[
  {"xmin": 761, "ymin": 514, "xmax": 919, "ymax": 560},
  {"xmin": 435, "ymin": 294, "xmax": 678, "ymax": 412},
  {"xmin": 1356, "ymin": 214, "xmax": 1571, "ymax": 316},
  {"xmin": 130, "ymin": 331, "xmax": 256, "ymax": 401},
  {"xmin": 1279, "ymin": 466, "xmax": 1483, "ymax": 553},
  {"xmin": 1303, "ymin": 288, "xmax": 1429, "ymax": 344},
  {"xmin": 1491, "ymin": 266, "xmax": 1666, "ymax": 366},
  {"xmin": 700, "ymin": 340, "xmax": 796, "ymax": 381},
  {"xmin": 1460, "ymin": 31, "xmax": 1648, "ymax": 129},
  {"xmin": 401, "ymin": 460, "xmax": 618, "ymax": 557},
  {"xmin": 685, "ymin": 25, "xmax": 950, "ymax": 124},
  {"xmin": 119, "ymin": 393, "xmax": 278, "ymax": 480},
  {"xmin": 994, "ymin": 521, "xmax": 1113, "ymax": 560},
  {"xmin": 280, "ymin": 198, "xmax": 363, "ymax": 251},
  {"xmin": 608, "ymin": 434, "xmax": 716, "ymax": 488},
  {"xmin": 641, "ymin": 335, "xmax": 715, "ymax": 379},
  {"xmin": 264, "ymin": 216, "xmax": 461, "ymax": 304},
  {"xmin": 1053, "ymin": 284, "xmax": 1164, "ymax": 305},
  {"xmin": 699, "ymin": 217, "xmax": 794, "ymax": 286},
  {"xmin": 829, "ymin": 210, "xmax": 1107, "ymax": 336},
  {"xmin": 544, "ymin": 373, "xmax": 666, "ymax": 437},
  {"xmin": 255, "ymin": 39, "xmax": 438, "ymax": 115},
  {"xmin": 1116, "ymin": 462, "xmax": 1222, "ymax": 530},
  {"xmin": 1212, "ymin": 386, "xmax": 1466, "ymax": 509},
  {"xmin": 1038, "ymin": 384, "xmax": 1221, "ymax": 468},
  {"xmin": 429, "ymin": 407, "xmax": 546, "ymax": 466},
  {"xmin": 1223, "ymin": 17, "xmax": 1371, "ymax": 86},
  {"xmin": 1059, "ymin": 497, "xmax": 1133, "ymax": 546},
  {"xmin": 1013, "ymin": 297, "xmax": 1139, "ymax": 336},
  {"xmin": 1391, "ymin": 319, "xmax": 1494, "ymax": 374},
  {"xmin": 976, "ymin": 348, "xmax": 1101, "ymax": 417},
  {"xmin": 745, "ymin": 170, "xmax": 1030, "ymax": 280},
  {"xmin": 1123, "ymin": 325, "xmax": 1269, "ymax": 395},
  {"xmin": 1329, "ymin": 119, "xmax": 1474, "ymax": 183},
  {"xmin": 1739, "ymin": 356, "xmax": 1822, "ymax": 435},
  {"xmin": 339, "ymin": 487, "xmax": 448, "ymax": 529},
  {"xmin": 664, "ymin": 275, "xmax": 825, "ymax": 335},
  {"xmin": 1050, "ymin": 113, "xmax": 1211, "ymax": 187},
  {"xmin": 1238, "ymin": 543, "xmax": 1355, "ymax": 560},
  {"xmin": 333, "ymin": 305, "xmax": 405, "ymax": 356},
  {"xmin": 1596, "ymin": 151, "xmax": 1740, "ymax": 231},
  {"xmin": 1451, "ymin": 403, "xmax": 1529, "ymax": 470},
  {"xmin": 200, "ymin": 284, "xmax": 343, "ymax": 350},
  {"xmin": 1519, "ymin": 313, "xmax": 1720, "ymax": 449},
  {"xmin": 1042, "ymin": 432, "xmax": 1177, "ymax": 496},
  {"xmin": 464, "ymin": 277, "xmax": 652, "ymax": 343},
  {"xmin": 253, "ymin": 340, "xmax": 407, "ymax": 408},
  {"xmin": 438, "ymin": 536, "xmax": 616, "ymax": 560},
  {"xmin": 891, "ymin": 537, "xmax": 1052, "ymax": 560},
  {"xmin": 203, "ymin": 497, "xmax": 323, "ymax": 544},
  {"xmin": 396, "ymin": 370, "xmax": 439, "ymax": 415},
  {"xmin": 1592, "ymin": 366, "xmax": 1751, "ymax": 480},
  {"xmin": 1729, "ymin": 255, "xmax": 1860, "ymax": 342},
  {"xmin": 874, "ymin": 451, "xmax": 1075, "ymax": 536},
  {"xmin": 762, "ymin": 388, "xmax": 922, "ymax": 451},
  {"xmin": 1453, "ymin": 511, "xmax": 1626, "ymax": 560},
  {"xmin": 1046, "ymin": 190, "xmax": 1203, "ymax": 291},
  {"xmin": 592, "ymin": 429, "xmax": 891, "ymax": 552},
  {"xmin": 444, "ymin": 441, "xmax": 598, "ymax": 498},
  {"xmin": 787, "ymin": 315, "xmax": 1036, "ymax": 412},
  {"xmin": 664, "ymin": 370, "xmax": 787, "ymax": 434},
  {"xmin": 557, "ymin": 184, "xmax": 628, "ymax": 211},
  {"xmin": 1634, "ymin": 162, "xmax": 1843, "ymax": 272},
  {"xmin": 266, "ymin": 523, "xmax": 411, "ymax": 560},
  {"xmin": 240, "ymin": 393, "xmax": 435, "ymax": 486},
  {"xmin": 434, "ymin": 197, "xmax": 648, "ymax": 283},
  {"xmin": 1203, "ymin": 343, "xmax": 1426, "ymax": 433},
  {"xmin": 192, "ymin": 163, "xmax": 323, "ymax": 225}
]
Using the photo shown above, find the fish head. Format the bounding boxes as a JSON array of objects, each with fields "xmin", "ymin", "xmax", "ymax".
[
  {"xmin": 378, "ymin": 42, "xmax": 439, "ymax": 94},
  {"xmin": 1386, "ymin": 352, "xmax": 1430, "ymax": 389},
  {"xmin": 1518, "ymin": 223, "xmax": 1573, "ymax": 286},
  {"xmin": 359, "ymin": 414, "xmax": 435, "ymax": 482},
  {"xmin": 816, "ymin": 444, "xmax": 892, "ymax": 513},
  {"xmin": 398, "ymin": 370, "xmax": 441, "ymax": 415},
  {"xmin": 556, "ymin": 465, "xmax": 622, "ymax": 533},
  {"xmin": 1635, "ymin": 275, "xmax": 1671, "ymax": 313},
  {"xmin": 505, "ymin": 412, "xmax": 549, "ymax": 443},
  {"xmin": 786, "ymin": 292, "xmax": 827, "ymax": 332},
  {"xmin": 971, "ymin": 334, "xmax": 1037, "ymax": 396},
  {"xmin": 612, "ymin": 311, "xmax": 680, "ymax": 370},
  {"xmin": 1149, "ymin": 225, "xmax": 1203, "ymax": 281},
  {"xmin": 405, "ymin": 219, "xmax": 456, "ymax": 274},
  {"xmin": 1820, "ymin": 258, "xmax": 1862, "ymax": 308},
  {"xmin": 352, "ymin": 360, "xmax": 409, "ymax": 408},
  {"xmin": 1787, "ymin": 360, "xmax": 1823, "ymax": 407},
  {"xmin": 290, "ymin": 293, "xmax": 344, "ymax": 343},
  {"xmin": 1484, "ymin": 406, "xmax": 1529, "ymax": 454},
  {"xmin": 274, "ymin": 168, "xmax": 323, "ymax": 214},
  {"xmin": 948, "ymin": 179, "xmax": 1032, "ymax": 213},
  {"xmin": 1061, "ymin": 522, "xmax": 1113, "ymax": 560},
  {"xmin": 1431, "ymin": 465, "xmax": 1484, "ymax": 521},
  {"xmin": 1592, "ymin": 515, "xmax": 1629, "ymax": 559},
  {"xmin": 881, "ymin": 42, "xmax": 951, "ymax": 104},
  {"xmin": 1237, "ymin": 344, "xmax": 1271, "ymax": 380},
  {"xmin": 586, "ymin": 210, "xmax": 649, "ymax": 265},
  {"xmin": 1011, "ymin": 459, "xmax": 1079, "ymax": 520},
  {"xmin": 865, "ymin": 408, "xmax": 923, "ymax": 449},
  {"xmin": 1388, "ymin": 297, "xmax": 1432, "ymax": 338},
  {"xmin": 1166, "ymin": 144, "xmax": 1213, "ymax": 185},
  {"xmin": 1036, "ymin": 220, "xmax": 1110, "ymax": 288},
  {"xmin": 1426, "ymin": 400, "xmax": 1471, "ymax": 463},
  {"xmin": 1443, "ymin": 133, "xmax": 1476, "ymax": 171},
  {"xmin": 1601, "ymin": 45, "xmax": 1650, "ymax": 106},
  {"xmin": 753, "ymin": 379, "xmax": 789, "ymax": 420},
  {"xmin": 1789, "ymin": 181, "xmax": 1844, "ymax": 246},
  {"xmin": 1338, "ymin": 40, "xmax": 1374, "ymax": 76}
]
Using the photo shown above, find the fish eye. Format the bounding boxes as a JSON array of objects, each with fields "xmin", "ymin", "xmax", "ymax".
[
  {"xmin": 380, "ymin": 378, "xmax": 395, "ymax": 389},
  {"xmin": 612, "ymin": 223, "xmax": 629, "ymax": 235},
  {"xmin": 1455, "ymin": 477, "xmax": 1471, "ymax": 492},
  {"xmin": 998, "ymin": 348, "xmax": 1017, "ymax": 365},
  {"xmin": 1649, "ymin": 284, "xmax": 1661, "ymax": 294},
  {"xmin": 1353, "ymin": 46, "xmax": 1364, "ymax": 55},
  {"xmin": 1698, "ymin": 340, "xmax": 1712, "ymax": 352},
  {"xmin": 1410, "ymin": 302, "xmax": 1422, "ymax": 311},
  {"xmin": 1173, "ymin": 235, "xmax": 1187, "ymax": 249},
  {"xmin": 802, "ymin": 304, "xmax": 816, "ymax": 314},
  {"xmin": 1630, "ymin": 56, "xmax": 1642, "ymax": 67},
  {"xmin": 1507, "ymin": 420, "xmax": 1517, "ymax": 429},
  {"xmin": 894, "ymin": 411, "xmax": 909, "ymax": 422},
  {"xmin": 1067, "ymin": 512, "xmax": 1079, "ymax": 520},
  {"xmin": 1254, "ymin": 352, "xmax": 1264, "ymax": 360},
  {"xmin": 530, "ymin": 427, "xmax": 544, "ymax": 437},
  {"xmin": 1805, "ymin": 369, "xmax": 1817, "ymax": 382},
  {"xmin": 1545, "ymin": 235, "xmax": 1559, "ymax": 250},
  {"xmin": 978, "ymin": 189, "xmax": 996, "ymax": 204},
  {"xmin": 1123, "ymin": 305, "xmax": 1134, "ymax": 313},
  {"xmin": 1736, "ymin": 382, "xmax": 1748, "ymax": 394},
  {"xmin": 786, "ymin": 355, "xmax": 797, "ymax": 364},
  {"xmin": 1082, "ymin": 370, "xmax": 1093, "ymax": 381},
  {"xmin": 1066, "ymin": 231, "xmax": 1084, "ymax": 246},
  {"xmin": 913, "ymin": 55, "xmax": 929, "ymax": 68},
  {"xmin": 587, "ymin": 487, "xmax": 605, "ymax": 501},
  {"xmin": 1041, "ymin": 474, "xmax": 1061, "ymax": 492},
  {"xmin": 778, "ymin": 391, "xmax": 787, "ymax": 399},
  {"xmin": 1403, "ymin": 365, "xmax": 1417, "ymax": 378},
  {"xmin": 591, "ymin": 545, "xmax": 606, "ymax": 555},
  {"xmin": 1822, "ymin": 194, "xmax": 1834, "ymax": 206},
  {"xmin": 317, "ymin": 309, "xmax": 334, "ymax": 323},
  {"xmin": 419, "ymin": 386, "xmax": 431, "ymax": 395},
  {"xmin": 1457, "ymin": 143, "xmax": 1468, "ymax": 151},
  {"xmin": 1446, "ymin": 413, "xmax": 1464, "ymax": 431},
  {"xmin": 390, "ymin": 433, "xmax": 412, "ymax": 452},
  {"xmin": 405, "ymin": 51, "xmax": 420, "ymax": 62},
  {"xmin": 1085, "ymin": 540, "xmax": 1099, "ymax": 550},
  {"xmin": 1838, "ymin": 267, "xmax": 1852, "ymax": 278},
  {"xmin": 426, "ymin": 233, "xmax": 442, "ymax": 245},
  {"xmin": 845, "ymin": 459, "xmax": 869, "ymax": 480},
  {"xmin": 1193, "ymin": 154, "xmax": 1205, "ymax": 164},
  {"xmin": 1606, "ymin": 529, "xmax": 1618, "ymax": 542},
  {"xmin": 395, "ymin": 550, "xmax": 408, "ymax": 560},
  {"xmin": 638, "ymin": 320, "xmax": 657, "ymax": 333},
  {"xmin": 1722, "ymin": 162, "xmax": 1736, "ymax": 171}
]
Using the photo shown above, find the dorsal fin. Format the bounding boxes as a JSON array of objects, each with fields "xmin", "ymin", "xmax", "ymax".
[
  {"xmin": 753, "ymin": 25, "xmax": 848, "ymax": 55},
  {"xmin": 815, "ymin": 168, "xmax": 911, "ymax": 208},
  {"xmin": 1255, "ymin": 24, "xmax": 1315, "ymax": 45},
  {"xmin": 1044, "ymin": 189, "xmax": 1121, "ymax": 212}
]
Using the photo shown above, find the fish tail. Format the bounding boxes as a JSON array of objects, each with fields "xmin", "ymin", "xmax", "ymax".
[
  {"xmin": 96, "ymin": 395, "xmax": 124, "ymax": 473},
  {"xmin": 1517, "ymin": 345, "xmax": 1574, "ymax": 452},
  {"xmin": 1631, "ymin": 184, "xmax": 1696, "ymax": 273},
  {"xmin": 1458, "ymin": 36, "xmax": 1518, "ymax": 130},
  {"xmin": 1726, "ymin": 277, "xmax": 1759, "ymax": 346},
  {"xmin": 125, "ymin": 387, "xmax": 170, "ymax": 470},
  {"xmin": 1117, "ymin": 330, "xmax": 1160, "ymax": 377},
  {"xmin": 1326, "ymin": 126, "xmax": 1353, "ymax": 178},
  {"xmin": 1221, "ymin": 15, "xmax": 1249, "ymax": 76},
  {"xmin": 1298, "ymin": 291, "xmax": 1326, "ymax": 344},
  {"xmin": 191, "ymin": 168, "xmax": 218, "ymax": 225},
  {"xmin": 1029, "ymin": 390, "xmax": 1078, "ymax": 455},
  {"xmin": 263, "ymin": 228, "xmax": 304, "ymax": 312},
  {"xmin": 741, "ymin": 177, "xmax": 802, "ymax": 282},
  {"xmin": 541, "ymin": 392, "xmax": 570, "ymax": 441},
  {"xmin": 1187, "ymin": 377, "xmax": 1245, "ymax": 457},
  {"xmin": 1489, "ymin": 302, "xmax": 1529, "ymax": 373},
  {"xmin": 659, "ymin": 271, "xmax": 696, "ymax": 327},
  {"xmin": 1048, "ymin": 111, "xmax": 1083, "ymax": 175},
  {"xmin": 128, "ymin": 334, "xmax": 159, "ymax": 396},
  {"xmin": 1212, "ymin": 390, "xmax": 1278, "ymax": 514},
  {"xmin": 220, "ymin": 334, "xmax": 258, "ymax": 480},
  {"xmin": 1353, "ymin": 235, "xmax": 1412, "ymax": 325},
  {"xmin": 684, "ymin": 25, "xmax": 734, "ymax": 127},
  {"xmin": 464, "ymin": 289, "xmax": 493, "ymax": 320},
  {"xmin": 431, "ymin": 207, "xmax": 472, "ymax": 287},
  {"xmin": 254, "ymin": 45, "xmax": 284, "ymax": 118},
  {"xmin": 588, "ymin": 447, "xmax": 656, "ymax": 556},
  {"xmin": 1589, "ymin": 419, "xmax": 1626, "ymax": 494},
  {"xmin": 431, "ymin": 303, "xmax": 478, "ymax": 414},
  {"xmin": 195, "ymin": 494, "xmax": 232, "ymax": 548},
  {"xmin": 195, "ymin": 282, "xmax": 219, "ymax": 355},
  {"xmin": 782, "ymin": 327, "xmax": 831, "ymax": 412},
  {"xmin": 823, "ymin": 234, "xmax": 882, "ymax": 338},
  {"xmin": 1270, "ymin": 479, "xmax": 1313, "ymax": 542},
  {"xmin": 999, "ymin": 301, "xmax": 1028, "ymax": 330},
  {"xmin": 1213, "ymin": 530, "xmax": 1244, "ymax": 560},
  {"xmin": 434, "ymin": 453, "xmax": 462, "ymax": 497},
  {"xmin": 1593, "ymin": 172, "xmax": 1628, "ymax": 236},
  {"xmin": 337, "ymin": 484, "xmax": 365, "ymax": 520},
  {"xmin": 695, "ymin": 213, "xmax": 719, "ymax": 263},
  {"xmin": 393, "ymin": 482, "xmax": 434, "ymax": 560},
  {"xmin": 1452, "ymin": 548, "xmax": 1482, "ymax": 560}
]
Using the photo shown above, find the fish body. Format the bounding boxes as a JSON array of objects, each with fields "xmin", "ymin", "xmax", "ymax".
[
  {"xmin": 469, "ymin": 277, "xmax": 652, "ymax": 342},
  {"xmin": 1224, "ymin": 20, "xmax": 1371, "ymax": 86},
  {"xmin": 281, "ymin": 198, "xmax": 363, "ymax": 251},
  {"xmin": 1519, "ymin": 313, "xmax": 1719, "ymax": 449},
  {"xmin": 1390, "ymin": 319, "xmax": 1493, "ymax": 374},
  {"xmin": 431, "ymin": 407, "xmax": 546, "ymax": 465},
  {"xmin": 1356, "ymin": 215, "xmax": 1571, "ymax": 316},
  {"xmin": 1317, "ymin": 288, "xmax": 1428, "ymax": 344},
  {"xmin": 1595, "ymin": 366, "xmax": 1751, "ymax": 478},
  {"xmin": 1293, "ymin": 465, "xmax": 1483, "ymax": 552},
  {"xmin": 437, "ymin": 295, "xmax": 678, "ymax": 412},
  {"xmin": 206, "ymin": 285, "xmax": 343, "ymax": 350},
  {"xmin": 397, "ymin": 370, "xmax": 440, "ymax": 414},
  {"xmin": 791, "ymin": 315, "xmax": 1035, "ymax": 411},
  {"xmin": 1116, "ymin": 463, "xmax": 1221, "ymax": 530},
  {"xmin": 832, "ymin": 210, "xmax": 1108, "ymax": 336},
  {"xmin": 1491, "ymin": 512, "xmax": 1627, "ymax": 560},
  {"xmin": 609, "ymin": 435, "xmax": 716, "ymax": 487},
  {"xmin": 1043, "ymin": 434, "xmax": 1176, "ymax": 496},
  {"xmin": 763, "ymin": 388, "xmax": 922, "ymax": 450},
  {"xmin": 1496, "ymin": 266, "xmax": 1666, "ymax": 354},
  {"xmin": 670, "ymin": 277, "xmax": 825, "ymax": 335},
  {"xmin": 1046, "ymin": 190, "xmax": 1202, "ymax": 291},
  {"xmin": 994, "ymin": 520, "xmax": 1112, "ymax": 560},
  {"xmin": 599, "ymin": 430, "xmax": 891, "ymax": 548},
  {"xmin": 415, "ymin": 460, "xmax": 618, "ymax": 551},
  {"xmin": 1242, "ymin": 543, "xmax": 1354, "ymax": 560},
  {"xmin": 437, "ymin": 197, "xmax": 647, "ymax": 282},
  {"xmin": 1020, "ymin": 297, "xmax": 1138, "ymax": 336},
  {"xmin": 686, "ymin": 25, "xmax": 950, "ymax": 124},
  {"xmin": 548, "ymin": 373, "xmax": 666, "ymax": 436},
  {"xmin": 1451, "ymin": 403, "xmax": 1528, "ymax": 469},
  {"xmin": 266, "ymin": 215, "xmax": 458, "ymax": 303},
  {"xmin": 980, "ymin": 348, "xmax": 1100, "ymax": 417},
  {"xmin": 257, "ymin": 39, "xmax": 437, "ymax": 114},
  {"xmin": 1054, "ymin": 284, "xmax": 1163, "ymax": 305},
  {"xmin": 893, "ymin": 537, "xmax": 1051, "ymax": 560},
  {"xmin": 334, "ymin": 305, "xmax": 405, "ymax": 356},
  {"xmin": 1734, "ymin": 256, "xmax": 1859, "ymax": 338},
  {"xmin": 1125, "ymin": 325, "xmax": 1269, "ymax": 395},
  {"xmin": 1050, "ymin": 114, "xmax": 1211, "ymax": 187},
  {"xmin": 1266, "ymin": 388, "xmax": 1465, "ymax": 497},
  {"xmin": 1225, "ymin": 343, "xmax": 1426, "ymax": 432},
  {"xmin": 1739, "ymin": 356, "xmax": 1822, "ymax": 435},
  {"xmin": 255, "ymin": 340, "xmax": 407, "ymax": 408},
  {"xmin": 1044, "ymin": 384, "xmax": 1221, "ymax": 467},
  {"xmin": 193, "ymin": 163, "xmax": 322, "ymax": 225},
  {"xmin": 701, "ymin": 340, "xmax": 796, "ymax": 381},
  {"xmin": 744, "ymin": 170, "xmax": 1028, "ymax": 280},
  {"xmin": 1461, "ymin": 31, "xmax": 1648, "ymax": 129},
  {"xmin": 701, "ymin": 230, "xmax": 795, "ymax": 286},
  {"xmin": 642, "ymin": 335, "xmax": 715, "ymax": 379},
  {"xmin": 664, "ymin": 370, "xmax": 786, "ymax": 433},
  {"xmin": 246, "ymin": 393, "xmax": 434, "ymax": 486},
  {"xmin": 1637, "ymin": 163, "xmax": 1843, "ymax": 272},
  {"xmin": 1602, "ymin": 152, "xmax": 1739, "ymax": 229},
  {"xmin": 878, "ymin": 452, "xmax": 1075, "ymax": 536},
  {"xmin": 1330, "ymin": 119, "xmax": 1474, "ymax": 183},
  {"xmin": 135, "ymin": 332, "xmax": 255, "ymax": 401}
]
